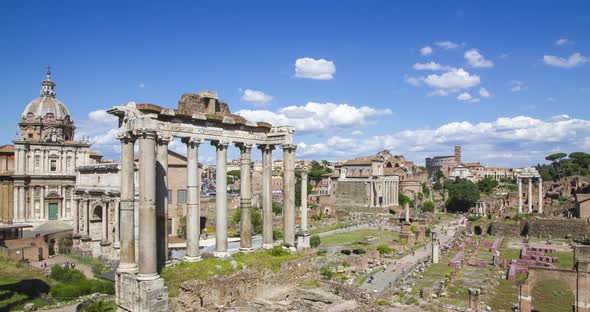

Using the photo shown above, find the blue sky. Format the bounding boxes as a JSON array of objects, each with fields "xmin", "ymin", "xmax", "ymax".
[{"xmin": 1, "ymin": 1, "xmax": 589, "ymax": 166}]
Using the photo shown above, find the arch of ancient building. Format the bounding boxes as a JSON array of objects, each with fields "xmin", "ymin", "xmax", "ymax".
[{"xmin": 107, "ymin": 91, "xmax": 297, "ymax": 312}]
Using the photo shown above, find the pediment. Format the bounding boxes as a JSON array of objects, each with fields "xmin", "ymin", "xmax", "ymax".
[{"xmin": 45, "ymin": 191, "xmax": 62, "ymax": 199}]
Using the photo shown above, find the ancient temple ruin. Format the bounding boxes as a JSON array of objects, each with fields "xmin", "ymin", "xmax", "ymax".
[{"xmin": 107, "ymin": 90, "xmax": 296, "ymax": 312}]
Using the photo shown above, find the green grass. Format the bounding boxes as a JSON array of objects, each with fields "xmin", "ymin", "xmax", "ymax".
[
  {"xmin": 309, "ymin": 221, "xmax": 347, "ymax": 234},
  {"xmin": 63, "ymin": 253, "xmax": 111, "ymax": 277},
  {"xmin": 546, "ymin": 251, "xmax": 574, "ymax": 270},
  {"xmin": 503, "ymin": 248, "xmax": 521, "ymax": 262},
  {"xmin": 488, "ymin": 279, "xmax": 518, "ymax": 311},
  {"xmin": 320, "ymin": 229, "xmax": 399, "ymax": 248},
  {"xmin": 532, "ymin": 279, "xmax": 575, "ymax": 312},
  {"xmin": 161, "ymin": 249, "xmax": 305, "ymax": 297},
  {"xmin": 0, "ymin": 257, "xmax": 52, "ymax": 311}
]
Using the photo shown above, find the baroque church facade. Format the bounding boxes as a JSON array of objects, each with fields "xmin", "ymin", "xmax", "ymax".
[{"xmin": 12, "ymin": 70, "xmax": 98, "ymax": 224}]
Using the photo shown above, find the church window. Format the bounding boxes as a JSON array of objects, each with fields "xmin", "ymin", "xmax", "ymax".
[
  {"xmin": 35, "ymin": 155, "xmax": 40, "ymax": 168},
  {"xmin": 50, "ymin": 159, "xmax": 57, "ymax": 172},
  {"xmin": 177, "ymin": 190, "xmax": 187, "ymax": 204}
]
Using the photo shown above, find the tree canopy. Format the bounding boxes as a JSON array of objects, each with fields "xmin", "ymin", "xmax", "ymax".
[
  {"xmin": 444, "ymin": 179, "xmax": 480, "ymax": 212},
  {"xmin": 477, "ymin": 177, "xmax": 499, "ymax": 194},
  {"xmin": 538, "ymin": 151, "xmax": 590, "ymax": 180}
]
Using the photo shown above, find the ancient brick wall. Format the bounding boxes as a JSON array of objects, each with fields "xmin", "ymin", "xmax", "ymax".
[
  {"xmin": 525, "ymin": 219, "xmax": 590, "ymax": 239},
  {"xmin": 489, "ymin": 222, "xmax": 521, "ymax": 236}
]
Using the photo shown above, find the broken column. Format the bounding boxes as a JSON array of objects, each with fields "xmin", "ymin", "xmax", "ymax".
[
  {"xmin": 432, "ymin": 231, "xmax": 439, "ymax": 264},
  {"xmin": 282, "ymin": 144, "xmax": 297, "ymax": 248},
  {"xmin": 297, "ymin": 171, "xmax": 310, "ymax": 249}
]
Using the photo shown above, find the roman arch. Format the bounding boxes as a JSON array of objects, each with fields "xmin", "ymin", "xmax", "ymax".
[{"xmin": 107, "ymin": 91, "xmax": 296, "ymax": 312}]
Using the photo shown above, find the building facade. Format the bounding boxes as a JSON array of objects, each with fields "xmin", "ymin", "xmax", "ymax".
[
  {"xmin": 12, "ymin": 70, "xmax": 98, "ymax": 225},
  {"xmin": 0, "ymin": 145, "xmax": 15, "ymax": 224}
]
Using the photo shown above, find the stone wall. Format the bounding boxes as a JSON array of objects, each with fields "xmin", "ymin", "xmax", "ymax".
[
  {"xmin": 489, "ymin": 221, "xmax": 521, "ymax": 236},
  {"xmin": 525, "ymin": 219, "xmax": 590, "ymax": 239},
  {"xmin": 173, "ymin": 256, "xmax": 319, "ymax": 311}
]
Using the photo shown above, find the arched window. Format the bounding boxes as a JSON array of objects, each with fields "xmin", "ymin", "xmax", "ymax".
[{"xmin": 93, "ymin": 206, "xmax": 103, "ymax": 221}]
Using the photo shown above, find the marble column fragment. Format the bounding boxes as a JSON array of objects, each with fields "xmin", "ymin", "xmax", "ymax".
[
  {"xmin": 538, "ymin": 178, "xmax": 543, "ymax": 214},
  {"xmin": 117, "ymin": 134, "xmax": 137, "ymax": 273},
  {"xmin": 238, "ymin": 143, "xmax": 253, "ymax": 252},
  {"xmin": 156, "ymin": 135, "xmax": 171, "ymax": 268},
  {"xmin": 184, "ymin": 137, "xmax": 202, "ymax": 261},
  {"xmin": 282, "ymin": 144, "xmax": 297, "ymax": 248},
  {"xmin": 527, "ymin": 178, "xmax": 533, "ymax": 213},
  {"xmin": 137, "ymin": 129, "xmax": 158, "ymax": 281},
  {"xmin": 517, "ymin": 178, "xmax": 522, "ymax": 214},
  {"xmin": 213, "ymin": 141, "xmax": 229, "ymax": 257},
  {"xmin": 260, "ymin": 145, "xmax": 274, "ymax": 249}
]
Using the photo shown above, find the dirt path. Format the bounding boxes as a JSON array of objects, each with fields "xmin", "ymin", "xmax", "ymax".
[{"xmin": 31, "ymin": 255, "xmax": 94, "ymax": 278}]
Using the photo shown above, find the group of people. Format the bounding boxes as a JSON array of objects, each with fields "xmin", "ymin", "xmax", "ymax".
[{"xmin": 39, "ymin": 260, "xmax": 76, "ymax": 270}]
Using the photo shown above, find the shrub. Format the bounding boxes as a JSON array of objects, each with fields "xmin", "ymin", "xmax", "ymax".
[
  {"xmin": 272, "ymin": 228, "xmax": 283, "ymax": 240},
  {"xmin": 82, "ymin": 300, "xmax": 117, "ymax": 312},
  {"xmin": 49, "ymin": 266, "xmax": 114, "ymax": 299},
  {"xmin": 310, "ymin": 235, "xmax": 321, "ymax": 248},
  {"xmin": 423, "ymin": 201, "xmax": 435, "ymax": 212},
  {"xmin": 317, "ymin": 249, "xmax": 327, "ymax": 256},
  {"xmin": 320, "ymin": 266, "xmax": 335, "ymax": 279},
  {"xmin": 269, "ymin": 246, "xmax": 289, "ymax": 257},
  {"xmin": 376, "ymin": 244, "xmax": 393, "ymax": 255}
]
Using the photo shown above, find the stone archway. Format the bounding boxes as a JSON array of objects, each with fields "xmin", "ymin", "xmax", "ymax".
[{"xmin": 474, "ymin": 225, "xmax": 482, "ymax": 235}]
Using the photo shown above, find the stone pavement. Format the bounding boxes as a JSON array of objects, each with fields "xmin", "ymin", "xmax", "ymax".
[{"xmin": 361, "ymin": 217, "xmax": 465, "ymax": 293}]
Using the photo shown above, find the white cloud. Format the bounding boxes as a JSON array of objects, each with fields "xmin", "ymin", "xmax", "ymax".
[
  {"xmin": 297, "ymin": 115, "xmax": 590, "ymax": 168},
  {"xmin": 456, "ymin": 92, "xmax": 480, "ymax": 103},
  {"xmin": 422, "ymin": 68, "xmax": 480, "ymax": 90},
  {"xmin": 479, "ymin": 87, "xmax": 491, "ymax": 98},
  {"xmin": 75, "ymin": 109, "xmax": 121, "ymax": 158},
  {"xmin": 351, "ymin": 130, "xmax": 363, "ymax": 135},
  {"xmin": 404, "ymin": 75, "xmax": 421, "ymax": 86},
  {"xmin": 139, "ymin": 82, "xmax": 145, "ymax": 88},
  {"xmin": 235, "ymin": 102, "xmax": 392, "ymax": 133},
  {"xmin": 511, "ymin": 81, "xmax": 526, "ymax": 92},
  {"xmin": 543, "ymin": 53, "xmax": 588, "ymax": 68},
  {"xmin": 420, "ymin": 46, "xmax": 433, "ymax": 56},
  {"xmin": 464, "ymin": 49, "xmax": 494, "ymax": 68},
  {"xmin": 241, "ymin": 89, "xmax": 273, "ymax": 106},
  {"xmin": 413, "ymin": 62, "xmax": 454, "ymax": 71},
  {"xmin": 428, "ymin": 89, "xmax": 449, "ymax": 96},
  {"xmin": 294, "ymin": 57, "xmax": 336, "ymax": 80},
  {"xmin": 435, "ymin": 41, "xmax": 460, "ymax": 49},
  {"xmin": 555, "ymin": 38, "xmax": 571, "ymax": 46},
  {"xmin": 457, "ymin": 92, "xmax": 472, "ymax": 101}
]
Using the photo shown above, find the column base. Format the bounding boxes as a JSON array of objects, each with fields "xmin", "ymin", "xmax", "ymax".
[
  {"xmin": 213, "ymin": 251, "xmax": 231, "ymax": 258},
  {"xmin": 183, "ymin": 255, "xmax": 202, "ymax": 262},
  {"xmin": 239, "ymin": 247, "xmax": 254, "ymax": 253},
  {"xmin": 114, "ymin": 242, "xmax": 121, "ymax": 249},
  {"xmin": 297, "ymin": 232, "xmax": 311, "ymax": 250},
  {"xmin": 117, "ymin": 273, "xmax": 168, "ymax": 312},
  {"xmin": 165, "ymin": 260, "xmax": 173, "ymax": 267},
  {"xmin": 100, "ymin": 240, "xmax": 112, "ymax": 246},
  {"xmin": 116, "ymin": 263, "xmax": 139, "ymax": 274},
  {"xmin": 136, "ymin": 273, "xmax": 160, "ymax": 281},
  {"xmin": 262, "ymin": 243, "xmax": 274, "ymax": 250}
]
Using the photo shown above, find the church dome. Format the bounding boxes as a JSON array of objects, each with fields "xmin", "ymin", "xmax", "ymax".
[
  {"xmin": 18, "ymin": 69, "xmax": 75, "ymax": 143},
  {"xmin": 21, "ymin": 69, "xmax": 71, "ymax": 120}
]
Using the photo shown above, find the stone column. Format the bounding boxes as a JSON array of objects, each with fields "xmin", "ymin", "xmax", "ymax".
[
  {"xmin": 517, "ymin": 178, "xmax": 522, "ymax": 214},
  {"xmin": 29, "ymin": 187, "xmax": 34, "ymax": 220},
  {"xmin": 282, "ymin": 144, "xmax": 297, "ymax": 248},
  {"xmin": 260, "ymin": 145, "xmax": 274, "ymax": 249},
  {"xmin": 84, "ymin": 198, "xmax": 91, "ymax": 238},
  {"xmin": 297, "ymin": 172, "xmax": 310, "ymax": 249},
  {"xmin": 72, "ymin": 198, "xmax": 79, "ymax": 236},
  {"xmin": 238, "ymin": 143, "xmax": 253, "ymax": 252},
  {"xmin": 369, "ymin": 182, "xmax": 374, "ymax": 207},
  {"xmin": 156, "ymin": 135, "xmax": 171, "ymax": 267},
  {"xmin": 117, "ymin": 134, "xmax": 137, "ymax": 273},
  {"xmin": 137, "ymin": 129, "xmax": 158, "ymax": 280},
  {"xmin": 114, "ymin": 200, "xmax": 120, "ymax": 247},
  {"xmin": 19, "ymin": 186, "xmax": 25, "ymax": 221},
  {"xmin": 13, "ymin": 186, "xmax": 18, "ymax": 222},
  {"xmin": 527, "ymin": 178, "xmax": 533, "ymax": 213},
  {"xmin": 432, "ymin": 232, "xmax": 439, "ymax": 264},
  {"xmin": 405, "ymin": 202, "xmax": 410, "ymax": 222},
  {"xmin": 102, "ymin": 199, "xmax": 109, "ymax": 242},
  {"xmin": 184, "ymin": 137, "xmax": 202, "ymax": 262},
  {"xmin": 538, "ymin": 178, "xmax": 543, "ymax": 214},
  {"xmin": 213, "ymin": 141, "xmax": 229, "ymax": 257}
]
